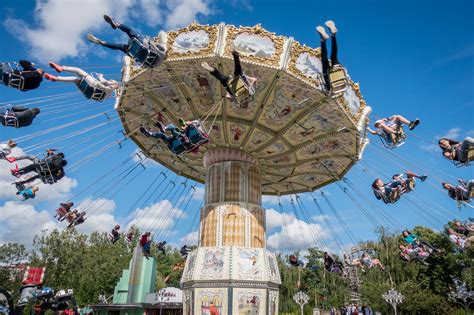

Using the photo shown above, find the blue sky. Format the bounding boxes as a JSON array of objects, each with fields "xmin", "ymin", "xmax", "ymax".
[{"xmin": 0, "ymin": 0, "xmax": 473, "ymax": 254}]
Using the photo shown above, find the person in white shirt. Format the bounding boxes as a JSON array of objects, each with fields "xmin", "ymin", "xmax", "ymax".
[
  {"xmin": 44, "ymin": 62, "xmax": 119, "ymax": 101},
  {"xmin": 0, "ymin": 140, "xmax": 16, "ymax": 160}
]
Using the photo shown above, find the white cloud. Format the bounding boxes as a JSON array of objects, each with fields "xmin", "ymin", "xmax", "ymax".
[
  {"xmin": 420, "ymin": 127, "xmax": 465, "ymax": 153},
  {"xmin": 74, "ymin": 198, "xmax": 118, "ymax": 234},
  {"xmin": 126, "ymin": 199, "xmax": 185, "ymax": 233},
  {"xmin": 0, "ymin": 201, "xmax": 59, "ymax": 244},
  {"xmin": 262, "ymin": 194, "xmax": 292, "ymax": 206},
  {"xmin": 266, "ymin": 218, "xmax": 328, "ymax": 251},
  {"xmin": 312, "ymin": 214, "xmax": 330, "ymax": 222},
  {"xmin": 266, "ymin": 208, "xmax": 296, "ymax": 230},
  {"xmin": 193, "ymin": 187, "xmax": 205, "ymax": 200},
  {"xmin": 165, "ymin": 0, "xmax": 212, "ymax": 30},
  {"xmin": 444, "ymin": 128, "xmax": 461, "ymax": 139},
  {"xmin": 4, "ymin": 0, "xmax": 213, "ymax": 61},
  {"xmin": 178, "ymin": 230, "xmax": 199, "ymax": 246}
]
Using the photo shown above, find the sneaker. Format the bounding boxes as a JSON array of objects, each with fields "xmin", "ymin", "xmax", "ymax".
[
  {"xmin": 87, "ymin": 34, "xmax": 106, "ymax": 45},
  {"xmin": 103, "ymin": 15, "xmax": 119, "ymax": 29},
  {"xmin": 5, "ymin": 156, "xmax": 16, "ymax": 163},
  {"xmin": 48, "ymin": 62, "xmax": 64, "ymax": 73},
  {"xmin": 201, "ymin": 62, "xmax": 214, "ymax": 72},
  {"xmin": 10, "ymin": 164, "xmax": 20, "ymax": 177},
  {"xmin": 139, "ymin": 127, "xmax": 151, "ymax": 137},
  {"xmin": 156, "ymin": 121, "xmax": 165, "ymax": 133},
  {"xmin": 325, "ymin": 20, "xmax": 338, "ymax": 35},
  {"xmin": 408, "ymin": 118, "xmax": 420, "ymax": 130},
  {"xmin": 420, "ymin": 175, "xmax": 428, "ymax": 182},
  {"xmin": 316, "ymin": 26, "xmax": 330, "ymax": 41},
  {"xmin": 43, "ymin": 73, "xmax": 58, "ymax": 81}
]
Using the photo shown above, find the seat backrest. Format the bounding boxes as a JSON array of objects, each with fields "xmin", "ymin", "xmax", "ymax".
[
  {"xmin": 169, "ymin": 138, "xmax": 185, "ymax": 154},
  {"xmin": 389, "ymin": 190, "xmax": 401, "ymax": 203},
  {"xmin": 8, "ymin": 73, "xmax": 25, "ymax": 90},
  {"xmin": 228, "ymin": 76, "xmax": 251, "ymax": 101}
]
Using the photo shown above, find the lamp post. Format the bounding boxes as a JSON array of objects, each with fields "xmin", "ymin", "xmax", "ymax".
[
  {"xmin": 293, "ymin": 291, "xmax": 310, "ymax": 315},
  {"xmin": 382, "ymin": 288, "xmax": 404, "ymax": 315}
]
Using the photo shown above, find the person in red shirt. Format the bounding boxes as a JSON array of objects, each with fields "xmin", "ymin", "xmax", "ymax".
[{"xmin": 140, "ymin": 232, "xmax": 151, "ymax": 259}]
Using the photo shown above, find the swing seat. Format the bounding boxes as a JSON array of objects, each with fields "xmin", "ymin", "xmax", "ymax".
[
  {"xmin": 227, "ymin": 76, "xmax": 254, "ymax": 104},
  {"xmin": 0, "ymin": 63, "xmax": 26, "ymax": 90},
  {"xmin": 185, "ymin": 124, "xmax": 209, "ymax": 145},
  {"xmin": 328, "ymin": 65, "xmax": 348, "ymax": 98},
  {"xmin": 37, "ymin": 157, "xmax": 57, "ymax": 185},
  {"xmin": 56, "ymin": 207, "xmax": 69, "ymax": 221},
  {"xmin": 382, "ymin": 189, "xmax": 401, "ymax": 204},
  {"xmin": 1, "ymin": 108, "xmax": 19, "ymax": 128},
  {"xmin": 168, "ymin": 137, "xmax": 187, "ymax": 155},
  {"xmin": 126, "ymin": 38, "xmax": 162, "ymax": 68},
  {"xmin": 77, "ymin": 78, "xmax": 107, "ymax": 102},
  {"xmin": 379, "ymin": 126, "xmax": 406, "ymax": 149},
  {"xmin": 108, "ymin": 233, "xmax": 120, "ymax": 243},
  {"xmin": 453, "ymin": 146, "xmax": 474, "ymax": 167},
  {"xmin": 69, "ymin": 212, "xmax": 86, "ymax": 228}
]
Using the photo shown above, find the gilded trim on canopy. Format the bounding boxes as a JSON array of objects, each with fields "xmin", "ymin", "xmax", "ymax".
[
  {"xmin": 223, "ymin": 24, "xmax": 285, "ymax": 67},
  {"xmin": 287, "ymin": 41, "xmax": 323, "ymax": 87},
  {"xmin": 166, "ymin": 22, "xmax": 219, "ymax": 59}
]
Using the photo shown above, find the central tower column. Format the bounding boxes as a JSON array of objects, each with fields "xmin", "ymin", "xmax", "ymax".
[
  {"xmin": 181, "ymin": 148, "xmax": 281, "ymax": 315},
  {"xmin": 201, "ymin": 148, "xmax": 265, "ymax": 248}
]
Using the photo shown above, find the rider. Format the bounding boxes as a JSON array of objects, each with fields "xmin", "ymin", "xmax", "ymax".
[
  {"xmin": 1, "ymin": 106, "xmax": 40, "ymax": 128},
  {"xmin": 442, "ymin": 179, "xmax": 473, "ymax": 201},
  {"xmin": 447, "ymin": 228, "xmax": 472, "ymax": 250},
  {"xmin": 87, "ymin": 15, "xmax": 166, "ymax": 67},
  {"xmin": 180, "ymin": 245, "xmax": 191, "ymax": 258},
  {"xmin": 54, "ymin": 201, "xmax": 74, "ymax": 221},
  {"xmin": 438, "ymin": 137, "xmax": 474, "ymax": 164},
  {"xmin": 452, "ymin": 220, "xmax": 473, "ymax": 237},
  {"xmin": 0, "ymin": 140, "xmax": 16, "ymax": 160},
  {"xmin": 11, "ymin": 152, "xmax": 67, "ymax": 185},
  {"xmin": 109, "ymin": 225, "xmax": 121, "ymax": 244},
  {"xmin": 372, "ymin": 171, "xmax": 427, "ymax": 201},
  {"xmin": 140, "ymin": 121, "xmax": 188, "ymax": 146},
  {"xmin": 315, "ymin": 20, "xmax": 343, "ymax": 91},
  {"xmin": 360, "ymin": 252, "xmax": 385, "ymax": 271},
  {"xmin": 367, "ymin": 115, "xmax": 420, "ymax": 139},
  {"xmin": 44, "ymin": 62, "xmax": 119, "ymax": 101},
  {"xmin": 399, "ymin": 244, "xmax": 429, "ymax": 261},
  {"xmin": 156, "ymin": 241, "xmax": 167, "ymax": 255},
  {"xmin": 16, "ymin": 184, "xmax": 39, "ymax": 200},
  {"xmin": 68, "ymin": 211, "xmax": 86, "ymax": 228},
  {"xmin": 201, "ymin": 50, "xmax": 257, "ymax": 103},
  {"xmin": 0, "ymin": 60, "xmax": 44, "ymax": 91},
  {"xmin": 289, "ymin": 255, "xmax": 304, "ymax": 267},
  {"xmin": 140, "ymin": 232, "xmax": 152, "ymax": 259}
]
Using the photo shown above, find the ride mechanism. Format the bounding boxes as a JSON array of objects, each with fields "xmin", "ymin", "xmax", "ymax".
[{"xmin": 115, "ymin": 22, "xmax": 370, "ymax": 314}]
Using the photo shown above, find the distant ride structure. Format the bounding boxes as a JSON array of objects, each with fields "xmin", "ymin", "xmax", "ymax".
[{"xmin": 115, "ymin": 22, "xmax": 371, "ymax": 314}]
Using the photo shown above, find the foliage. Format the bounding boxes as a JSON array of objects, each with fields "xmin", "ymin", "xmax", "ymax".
[{"xmin": 0, "ymin": 223, "xmax": 472, "ymax": 314}]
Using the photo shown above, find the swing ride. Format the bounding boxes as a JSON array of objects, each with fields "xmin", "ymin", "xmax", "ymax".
[{"xmin": 1, "ymin": 15, "xmax": 473, "ymax": 313}]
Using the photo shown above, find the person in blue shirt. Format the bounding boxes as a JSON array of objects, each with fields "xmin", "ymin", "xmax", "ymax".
[{"xmin": 16, "ymin": 184, "xmax": 39, "ymax": 200}]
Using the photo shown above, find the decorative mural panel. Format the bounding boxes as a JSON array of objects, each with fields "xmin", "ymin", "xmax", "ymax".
[
  {"xmin": 236, "ymin": 248, "xmax": 264, "ymax": 280},
  {"xmin": 200, "ymin": 247, "xmax": 226, "ymax": 279},
  {"xmin": 195, "ymin": 288, "xmax": 226, "ymax": 315},
  {"xmin": 233, "ymin": 288, "xmax": 266, "ymax": 315}
]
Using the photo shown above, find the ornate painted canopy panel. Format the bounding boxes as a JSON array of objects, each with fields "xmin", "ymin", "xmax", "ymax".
[{"xmin": 116, "ymin": 22, "xmax": 371, "ymax": 195}]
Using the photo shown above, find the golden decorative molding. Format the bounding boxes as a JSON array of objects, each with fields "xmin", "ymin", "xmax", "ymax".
[
  {"xmin": 287, "ymin": 41, "xmax": 323, "ymax": 87},
  {"xmin": 223, "ymin": 24, "xmax": 285, "ymax": 67},
  {"xmin": 166, "ymin": 22, "xmax": 218, "ymax": 59}
]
